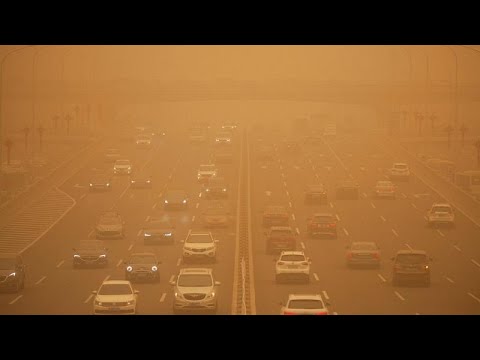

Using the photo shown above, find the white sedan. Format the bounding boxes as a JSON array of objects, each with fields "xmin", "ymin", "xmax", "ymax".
[
  {"xmin": 275, "ymin": 251, "xmax": 311, "ymax": 283},
  {"xmin": 92, "ymin": 280, "xmax": 139, "ymax": 315},
  {"xmin": 280, "ymin": 294, "xmax": 330, "ymax": 315}
]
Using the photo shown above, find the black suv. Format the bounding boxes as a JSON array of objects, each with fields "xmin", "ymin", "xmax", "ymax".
[
  {"xmin": 73, "ymin": 240, "xmax": 108, "ymax": 268},
  {"xmin": 392, "ymin": 250, "xmax": 431, "ymax": 287},
  {"xmin": 304, "ymin": 184, "xmax": 327, "ymax": 204},
  {"xmin": 0, "ymin": 254, "xmax": 26, "ymax": 292},
  {"xmin": 336, "ymin": 180, "xmax": 359, "ymax": 200}
]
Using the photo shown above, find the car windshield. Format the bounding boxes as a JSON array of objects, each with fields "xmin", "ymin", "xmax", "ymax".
[
  {"xmin": 208, "ymin": 179, "xmax": 226, "ymax": 186},
  {"xmin": 270, "ymin": 230, "xmax": 293, "ymax": 237},
  {"xmin": 0, "ymin": 258, "xmax": 16, "ymax": 269},
  {"xmin": 204, "ymin": 208, "xmax": 226, "ymax": 216},
  {"xmin": 433, "ymin": 206, "xmax": 452, "ymax": 213},
  {"xmin": 187, "ymin": 234, "xmax": 213, "ymax": 243},
  {"xmin": 148, "ymin": 219, "xmax": 174, "ymax": 228},
  {"xmin": 178, "ymin": 274, "xmax": 212, "ymax": 287},
  {"xmin": 99, "ymin": 217, "xmax": 120, "ymax": 225},
  {"xmin": 351, "ymin": 243, "xmax": 377, "ymax": 251},
  {"xmin": 116, "ymin": 160, "xmax": 130, "ymax": 166},
  {"xmin": 92, "ymin": 175, "xmax": 108, "ymax": 182},
  {"xmin": 288, "ymin": 299, "xmax": 324, "ymax": 309},
  {"xmin": 129, "ymin": 255, "xmax": 156, "ymax": 264},
  {"xmin": 394, "ymin": 164, "xmax": 408, "ymax": 170},
  {"xmin": 98, "ymin": 284, "xmax": 132, "ymax": 295},
  {"xmin": 136, "ymin": 135, "xmax": 150, "ymax": 140},
  {"xmin": 200, "ymin": 165, "xmax": 215, "ymax": 171},
  {"xmin": 281, "ymin": 255, "xmax": 305, "ymax": 262},
  {"xmin": 396, "ymin": 254, "xmax": 427, "ymax": 264}
]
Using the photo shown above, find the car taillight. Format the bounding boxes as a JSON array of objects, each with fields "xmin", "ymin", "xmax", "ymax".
[
  {"xmin": 346, "ymin": 252, "xmax": 352, "ymax": 259},
  {"xmin": 283, "ymin": 311, "xmax": 296, "ymax": 315},
  {"xmin": 373, "ymin": 253, "xmax": 380, "ymax": 259},
  {"xmin": 315, "ymin": 311, "xmax": 328, "ymax": 315},
  {"xmin": 301, "ymin": 262, "xmax": 308, "ymax": 266},
  {"xmin": 278, "ymin": 261, "xmax": 285, "ymax": 265},
  {"xmin": 330, "ymin": 223, "xmax": 336, "ymax": 228}
]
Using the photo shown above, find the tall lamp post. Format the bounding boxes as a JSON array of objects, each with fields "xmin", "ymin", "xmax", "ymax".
[{"xmin": 444, "ymin": 46, "xmax": 458, "ymax": 129}]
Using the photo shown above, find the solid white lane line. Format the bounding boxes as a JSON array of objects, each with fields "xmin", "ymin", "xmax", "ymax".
[
  {"xmin": 315, "ymin": 174, "xmax": 319, "ymax": 179},
  {"xmin": 116, "ymin": 259, "xmax": 123, "ymax": 267},
  {"xmin": 300, "ymin": 242, "xmax": 305, "ymax": 249},
  {"xmin": 471, "ymin": 259, "xmax": 480, "ymax": 268},
  {"xmin": 436, "ymin": 229, "xmax": 445, "ymax": 237},
  {"xmin": 196, "ymin": 203, "xmax": 200, "ymax": 209},
  {"xmin": 291, "ymin": 214, "xmax": 296, "ymax": 221},
  {"xmin": 468, "ymin": 292, "xmax": 480, "ymax": 304},
  {"xmin": 35, "ymin": 276, "xmax": 47, "ymax": 285},
  {"xmin": 343, "ymin": 228, "xmax": 349, "ymax": 236},
  {"xmin": 289, "ymin": 201, "xmax": 293, "ymax": 208},
  {"xmin": 394, "ymin": 291, "xmax": 405, "ymax": 301},
  {"xmin": 322, "ymin": 290, "xmax": 330, "ymax": 300},
  {"xmin": 56, "ymin": 260, "xmax": 65, "ymax": 268},
  {"xmin": 103, "ymin": 275, "xmax": 110, "ymax": 282},
  {"xmin": 313, "ymin": 273, "xmax": 320, "ymax": 281},
  {"xmin": 9, "ymin": 295, "xmax": 23, "ymax": 305},
  {"xmin": 445, "ymin": 276, "xmax": 454, "ymax": 283},
  {"xmin": 296, "ymin": 227, "xmax": 300, "ymax": 235},
  {"xmin": 79, "ymin": 194, "xmax": 87, "ymax": 200},
  {"xmin": 137, "ymin": 229, "xmax": 142, "ymax": 237},
  {"xmin": 405, "ymin": 243, "xmax": 413, "ymax": 251},
  {"xmin": 169, "ymin": 275, "xmax": 175, "ymax": 283},
  {"xmin": 402, "ymin": 193, "xmax": 407, "ymax": 199},
  {"xmin": 392, "ymin": 229, "xmax": 399, "ymax": 237},
  {"xmin": 411, "ymin": 203, "xmax": 418, "ymax": 209},
  {"xmin": 377, "ymin": 274, "xmax": 387, "ymax": 283},
  {"xmin": 454, "ymin": 245, "xmax": 462, "ymax": 252},
  {"xmin": 380, "ymin": 215, "xmax": 386, "ymax": 222},
  {"xmin": 192, "ymin": 215, "xmax": 196, "ymax": 222},
  {"xmin": 335, "ymin": 214, "xmax": 341, "ymax": 221},
  {"xmin": 159, "ymin": 293, "xmax": 167, "ymax": 303},
  {"xmin": 152, "ymin": 203, "xmax": 157, "ymax": 210},
  {"xmin": 83, "ymin": 294, "xmax": 94, "ymax": 304},
  {"xmin": 128, "ymin": 243, "xmax": 134, "ymax": 251},
  {"xmin": 176, "ymin": 258, "xmax": 182, "ymax": 266},
  {"xmin": 198, "ymin": 192, "xmax": 202, "ymax": 198},
  {"xmin": 371, "ymin": 202, "xmax": 376, "ymax": 209},
  {"xmin": 362, "ymin": 192, "xmax": 367, "ymax": 198},
  {"xmin": 329, "ymin": 202, "xmax": 334, "ymax": 208}
]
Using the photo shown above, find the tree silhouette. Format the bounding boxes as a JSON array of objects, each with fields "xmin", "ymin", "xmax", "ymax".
[
  {"xmin": 4, "ymin": 138, "xmax": 13, "ymax": 165},
  {"xmin": 37, "ymin": 124, "xmax": 45, "ymax": 152},
  {"xmin": 65, "ymin": 114, "xmax": 72, "ymax": 135},
  {"xmin": 445, "ymin": 125, "xmax": 454, "ymax": 149},
  {"xmin": 475, "ymin": 139, "xmax": 480, "ymax": 168},
  {"xmin": 22, "ymin": 127, "xmax": 30, "ymax": 153},
  {"xmin": 430, "ymin": 113, "xmax": 437, "ymax": 134},
  {"xmin": 459, "ymin": 123, "xmax": 468, "ymax": 148}
]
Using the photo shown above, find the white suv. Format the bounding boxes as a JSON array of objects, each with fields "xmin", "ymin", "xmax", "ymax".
[
  {"xmin": 427, "ymin": 203, "xmax": 455, "ymax": 227},
  {"xmin": 92, "ymin": 280, "xmax": 139, "ymax": 315},
  {"xmin": 114, "ymin": 159, "xmax": 133, "ymax": 175},
  {"xmin": 182, "ymin": 230, "xmax": 218, "ymax": 263},
  {"xmin": 280, "ymin": 294, "xmax": 330, "ymax": 315},
  {"xmin": 171, "ymin": 268, "xmax": 220, "ymax": 314},
  {"xmin": 275, "ymin": 251, "xmax": 311, "ymax": 283},
  {"xmin": 389, "ymin": 162, "xmax": 410, "ymax": 181}
]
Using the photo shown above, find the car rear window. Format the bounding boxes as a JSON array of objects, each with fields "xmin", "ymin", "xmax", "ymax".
[
  {"xmin": 270, "ymin": 230, "xmax": 293, "ymax": 237},
  {"xmin": 313, "ymin": 215, "xmax": 334, "ymax": 222},
  {"xmin": 396, "ymin": 254, "xmax": 427, "ymax": 264},
  {"xmin": 394, "ymin": 164, "xmax": 408, "ymax": 170},
  {"xmin": 351, "ymin": 243, "xmax": 377, "ymax": 251},
  {"xmin": 288, "ymin": 299, "xmax": 324, "ymax": 309},
  {"xmin": 432, "ymin": 206, "xmax": 452, "ymax": 213},
  {"xmin": 99, "ymin": 284, "xmax": 132, "ymax": 295},
  {"xmin": 281, "ymin": 255, "xmax": 305, "ymax": 262}
]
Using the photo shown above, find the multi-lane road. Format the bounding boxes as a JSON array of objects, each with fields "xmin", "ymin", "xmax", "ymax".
[{"xmin": 1, "ymin": 123, "xmax": 480, "ymax": 314}]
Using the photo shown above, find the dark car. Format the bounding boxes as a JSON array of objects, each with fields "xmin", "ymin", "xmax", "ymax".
[
  {"xmin": 346, "ymin": 242, "xmax": 380, "ymax": 268},
  {"xmin": 265, "ymin": 226, "xmax": 296, "ymax": 254},
  {"xmin": 306, "ymin": 213, "xmax": 337, "ymax": 238},
  {"xmin": 336, "ymin": 180, "xmax": 359, "ymax": 200},
  {"xmin": 89, "ymin": 173, "xmax": 112, "ymax": 192},
  {"xmin": 130, "ymin": 173, "xmax": 152, "ymax": 189},
  {"xmin": 163, "ymin": 189, "xmax": 189, "ymax": 210},
  {"xmin": 202, "ymin": 206, "xmax": 230, "ymax": 228},
  {"xmin": 95, "ymin": 211, "xmax": 125, "ymax": 239},
  {"xmin": 257, "ymin": 145, "xmax": 275, "ymax": 162},
  {"xmin": 143, "ymin": 216, "xmax": 176, "ymax": 245},
  {"xmin": 304, "ymin": 184, "xmax": 328, "ymax": 204},
  {"xmin": 125, "ymin": 253, "xmax": 161, "ymax": 282},
  {"xmin": 392, "ymin": 250, "xmax": 431, "ymax": 287},
  {"xmin": 73, "ymin": 240, "xmax": 108, "ymax": 268},
  {"xmin": 263, "ymin": 205, "xmax": 289, "ymax": 227},
  {"xmin": 204, "ymin": 177, "xmax": 229, "ymax": 199},
  {"xmin": 0, "ymin": 254, "xmax": 26, "ymax": 293}
]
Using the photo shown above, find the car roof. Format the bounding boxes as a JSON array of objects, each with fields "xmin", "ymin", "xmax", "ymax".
[
  {"xmin": 115, "ymin": 159, "xmax": 131, "ymax": 162},
  {"xmin": 307, "ymin": 184, "xmax": 325, "ymax": 189},
  {"xmin": 396, "ymin": 250, "xmax": 428, "ymax": 256},
  {"xmin": 288, "ymin": 294, "xmax": 323, "ymax": 301},
  {"xmin": 101, "ymin": 280, "xmax": 131, "ymax": 285},
  {"xmin": 188, "ymin": 231, "xmax": 212, "ymax": 236},
  {"xmin": 280, "ymin": 251, "xmax": 305, "ymax": 256},
  {"xmin": 377, "ymin": 180, "xmax": 393, "ymax": 185},
  {"xmin": 79, "ymin": 240, "xmax": 104, "ymax": 246},
  {"xmin": 351, "ymin": 241, "xmax": 377, "ymax": 246},
  {"xmin": 393, "ymin": 162, "xmax": 408, "ymax": 166},
  {"xmin": 432, "ymin": 203, "xmax": 452, "ymax": 207},
  {"xmin": 101, "ymin": 211, "xmax": 120, "ymax": 217},
  {"xmin": 179, "ymin": 268, "xmax": 212, "ymax": 275},
  {"xmin": 270, "ymin": 226, "xmax": 293, "ymax": 231},
  {"xmin": 313, "ymin": 213, "xmax": 334, "ymax": 217},
  {"xmin": 130, "ymin": 252, "xmax": 156, "ymax": 257}
]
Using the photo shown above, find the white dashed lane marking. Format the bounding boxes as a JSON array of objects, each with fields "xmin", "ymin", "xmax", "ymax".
[
  {"xmin": 83, "ymin": 294, "xmax": 94, "ymax": 304},
  {"xmin": 411, "ymin": 203, "xmax": 418, "ymax": 209},
  {"xmin": 394, "ymin": 291, "xmax": 405, "ymax": 301},
  {"xmin": 116, "ymin": 259, "xmax": 123, "ymax": 267},
  {"xmin": 445, "ymin": 276, "xmax": 454, "ymax": 284},
  {"xmin": 335, "ymin": 214, "xmax": 340, "ymax": 221},
  {"xmin": 454, "ymin": 245, "xmax": 462, "ymax": 252},
  {"xmin": 380, "ymin": 216, "xmax": 386, "ymax": 222},
  {"xmin": 169, "ymin": 275, "xmax": 175, "ymax": 283},
  {"xmin": 371, "ymin": 202, "xmax": 376, "ymax": 209},
  {"xmin": 471, "ymin": 259, "xmax": 480, "ymax": 269},
  {"xmin": 295, "ymin": 227, "xmax": 300, "ymax": 235},
  {"xmin": 329, "ymin": 202, "xmax": 334, "ymax": 208},
  {"xmin": 177, "ymin": 258, "xmax": 182, "ymax": 266},
  {"xmin": 392, "ymin": 229, "xmax": 399, "ymax": 237},
  {"xmin": 128, "ymin": 243, "xmax": 134, "ymax": 251},
  {"xmin": 436, "ymin": 229, "xmax": 445, "ymax": 237},
  {"xmin": 322, "ymin": 290, "xmax": 330, "ymax": 300},
  {"xmin": 35, "ymin": 276, "xmax": 47, "ymax": 285},
  {"xmin": 343, "ymin": 228, "xmax": 349, "ymax": 236},
  {"xmin": 56, "ymin": 260, "xmax": 65, "ymax": 268},
  {"xmin": 196, "ymin": 203, "xmax": 200, "ymax": 209},
  {"xmin": 159, "ymin": 293, "xmax": 167, "ymax": 303},
  {"xmin": 377, "ymin": 274, "xmax": 387, "ymax": 282},
  {"xmin": 192, "ymin": 216, "xmax": 196, "ymax": 222},
  {"xmin": 291, "ymin": 214, "xmax": 296, "ymax": 221},
  {"xmin": 313, "ymin": 273, "xmax": 320, "ymax": 281},
  {"xmin": 468, "ymin": 293, "xmax": 480, "ymax": 304},
  {"xmin": 405, "ymin": 244, "xmax": 413, "ymax": 251},
  {"xmin": 9, "ymin": 295, "xmax": 23, "ymax": 305},
  {"xmin": 300, "ymin": 242, "xmax": 305, "ymax": 249},
  {"xmin": 289, "ymin": 201, "xmax": 292, "ymax": 208},
  {"xmin": 152, "ymin": 203, "xmax": 157, "ymax": 210}
]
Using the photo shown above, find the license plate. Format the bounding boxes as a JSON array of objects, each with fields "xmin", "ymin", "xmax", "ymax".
[
  {"xmin": 287, "ymin": 265, "xmax": 298, "ymax": 269},
  {"xmin": 109, "ymin": 307, "xmax": 120, "ymax": 311}
]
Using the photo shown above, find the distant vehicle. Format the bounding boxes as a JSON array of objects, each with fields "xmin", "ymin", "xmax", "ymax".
[
  {"xmin": 426, "ymin": 203, "xmax": 455, "ymax": 227},
  {"xmin": 92, "ymin": 280, "xmax": 139, "ymax": 315},
  {"xmin": 306, "ymin": 213, "xmax": 337, "ymax": 238},
  {"xmin": 197, "ymin": 164, "xmax": 217, "ymax": 183},
  {"xmin": 124, "ymin": 253, "xmax": 161, "ymax": 282},
  {"xmin": 265, "ymin": 226, "xmax": 296, "ymax": 254},
  {"xmin": 73, "ymin": 240, "xmax": 108, "ymax": 268},
  {"xmin": 104, "ymin": 148, "xmax": 121, "ymax": 162},
  {"xmin": 113, "ymin": 159, "xmax": 132, "ymax": 175},
  {"xmin": 163, "ymin": 189, "xmax": 189, "ymax": 210},
  {"xmin": 95, "ymin": 211, "xmax": 125, "ymax": 239},
  {"xmin": 89, "ymin": 173, "xmax": 112, "ymax": 192},
  {"xmin": 389, "ymin": 163, "xmax": 410, "ymax": 181},
  {"xmin": 336, "ymin": 180, "xmax": 359, "ymax": 200},
  {"xmin": 182, "ymin": 231, "xmax": 219, "ymax": 263},
  {"xmin": 275, "ymin": 251, "xmax": 311, "ymax": 283},
  {"xmin": 204, "ymin": 177, "xmax": 229, "ymax": 199},
  {"xmin": 392, "ymin": 250, "xmax": 431, "ymax": 287},
  {"xmin": 304, "ymin": 184, "xmax": 328, "ymax": 204},
  {"xmin": 323, "ymin": 123, "xmax": 337, "ymax": 137},
  {"xmin": 221, "ymin": 123, "xmax": 237, "ymax": 131},
  {"xmin": 280, "ymin": 294, "xmax": 330, "ymax": 315},
  {"xmin": 346, "ymin": 242, "xmax": 380, "ymax": 268},
  {"xmin": 281, "ymin": 140, "xmax": 301, "ymax": 154},
  {"xmin": 373, "ymin": 180, "xmax": 396, "ymax": 199},
  {"xmin": 454, "ymin": 170, "xmax": 480, "ymax": 199},
  {"xmin": 215, "ymin": 131, "xmax": 232, "ymax": 145},
  {"xmin": 135, "ymin": 134, "xmax": 152, "ymax": 149},
  {"xmin": 171, "ymin": 268, "xmax": 220, "ymax": 314},
  {"xmin": 189, "ymin": 129, "xmax": 207, "ymax": 143},
  {"xmin": 0, "ymin": 254, "xmax": 26, "ymax": 293},
  {"xmin": 263, "ymin": 205, "xmax": 289, "ymax": 227},
  {"xmin": 143, "ymin": 216, "xmax": 176, "ymax": 245},
  {"xmin": 256, "ymin": 145, "xmax": 275, "ymax": 162},
  {"xmin": 130, "ymin": 173, "xmax": 152, "ymax": 189},
  {"xmin": 202, "ymin": 206, "xmax": 230, "ymax": 228}
]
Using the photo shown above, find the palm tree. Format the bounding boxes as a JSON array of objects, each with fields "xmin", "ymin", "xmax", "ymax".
[
  {"xmin": 4, "ymin": 138, "xmax": 13, "ymax": 165},
  {"xmin": 459, "ymin": 123, "xmax": 468, "ymax": 147}
]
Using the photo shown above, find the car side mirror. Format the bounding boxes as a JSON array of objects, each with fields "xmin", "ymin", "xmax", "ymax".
[
  {"xmin": 169, "ymin": 281, "xmax": 175, "ymax": 286},
  {"xmin": 215, "ymin": 281, "xmax": 221, "ymax": 286},
  {"xmin": 92, "ymin": 290, "xmax": 98, "ymax": 295}
]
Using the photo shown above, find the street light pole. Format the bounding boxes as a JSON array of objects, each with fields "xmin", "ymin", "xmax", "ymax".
[
  {"xmin": 0, "ymin": 45, "xmax": 35, "ymax": 165},
  {"xmin": 444, "ymin": 46, "xmax": 459, "ymax": 129}
]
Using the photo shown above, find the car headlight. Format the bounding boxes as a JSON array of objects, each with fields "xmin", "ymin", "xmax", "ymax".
[
  {"xmin": 89, "ymin": 183, "xmax": 93, "ymax": 187},
  {"xmin": 99, "ymin": 254, "xmax": 106, "ymax": 258},
  {"xmin": 164, "ymin": 200, "xmax": 169, "ymax": 204},
  {"xmin": 146, "ymin": 180, "xmax": 151, "ymax": 183},
  {"xmin": 164, "ymin": 232, "xmax": 172, "ymax": 237},
  {"xmin": 131, "ymin": 180, "xmax": 135, "ymax": 183},
  {"xmin": 7, "ymin": 272, "xmax": 16, "ymax": 277},
  {"xmin": 184, "ymin": 247, "xmax": 193, "ymax": 251},
  {"xmin": 95, "ymin": 300, "xmax": 102, "ymax": 306},
  {"xmin": 174, "ymin": 292, "xmax": 183, "ymax": 298},
  {"xmin": 223, "ymin": 188, "xmax": 227, "ymax": 192},
  {"xmin": 127, "ymin": 300, "xmax": 134, "ymax": 305},
  {"xmin": 206, "ymin": 189, "xmax": 210, "ymax": 192},
  {"xmin": 206, "ymin": 292, "xmax": 216, "ymax": 299},
  {"xmin": 106, "ymin": 183, "xmax": 110, "ymax": 187},
  {"xmin": 144, "ymin": 233, "xmax": 152, "ymax": 237},
  {"xmin": 227, "ymin": 139, "xmax": 231, "ymax": 142},
  {"xmin": 152, "ymin": 266, "xmax": 158, "ymax": 271},
  {"xmin": 183, "ymin": 199, "xmax": 187, "ymax": 203},
  {"xmin": 73, "ymin": 254, "xmax": 80, "ymax": 258},
  {"xmin": 126, "ymin": 266, "xmax": 133, "ymax": 272},
  {"xmin": 216, "ymin": 139, "xmax": 220, "ymax": 142}
]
